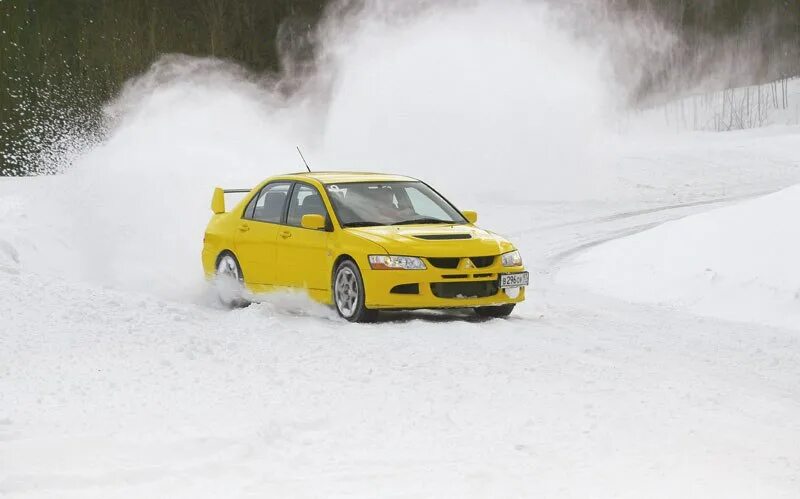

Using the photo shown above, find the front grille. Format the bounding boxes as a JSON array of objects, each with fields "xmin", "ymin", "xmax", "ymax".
[
  {"xmin": 427, "ymin": 257, "xmax": 460, "ymax": 269},
  {"xmin": 427, "ymin": 256, "xmax": 496, "ymax": 269},
  {"xmin": 469, "ymin": 256, "xmax": 495, "ymax": 268},
  {"xmin": 431, "ymin": 281, "xmax": 499, "ymax": 299},
  {"xmin": 414, "ymin": 234, "xmax": 472, "ymax": 240},
  {"xmin": 391, "ymin": 283, "xmax": 420, "ymax": 294}
]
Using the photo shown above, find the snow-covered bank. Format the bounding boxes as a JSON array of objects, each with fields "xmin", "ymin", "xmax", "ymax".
[
  {"xmin": 559, "ymin": 182, "xmax": 800, "ymax": 330},
  {"xmin": 626, "ymin": 77, "xmax": 800, "ymax": 133}
]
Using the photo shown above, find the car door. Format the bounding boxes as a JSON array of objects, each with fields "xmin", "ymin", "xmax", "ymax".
[
  {"xmin": 275, "ymin": 182, "xmax": 332, "ymax": 290},
  {"xmin": 234, "ymin": 181, "xmax": 291, "ymax": 284}
]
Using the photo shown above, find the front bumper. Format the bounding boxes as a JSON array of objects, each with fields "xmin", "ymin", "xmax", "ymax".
[{"xmin": 360, "ymin": 261, "xmax": 528, "ymax": 310}]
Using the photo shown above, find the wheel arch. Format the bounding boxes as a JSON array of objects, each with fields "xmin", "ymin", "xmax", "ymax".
[
  {"xmin": 333, "ymin": 253, "xmax": 356, "ymax": 268},
  {"xmin": 215, "ymin": 248, "xmax": 239, "ymax": 266},
  {"xmin": 330, "ymin": 253, "xmax": 356, "ymax": 288},
  {"xmin": 215, "ymin": 249, "xmax": 245, "ymax": 282}
]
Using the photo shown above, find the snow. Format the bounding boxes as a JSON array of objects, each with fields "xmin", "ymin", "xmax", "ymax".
[
  {"xmin": 3, "ymin": 254, "xmax": 800, "ymax": 498},
  {"xmin": 4, "ymin": 127, "xmax": 800, "ymax": 497},
  {"xmin": 3, "ymin": 1, "xmax": 800, "ymax": 497},
  {"xmin": 559, "ymin": 182, "xmax": 800, "ymax": 331}
]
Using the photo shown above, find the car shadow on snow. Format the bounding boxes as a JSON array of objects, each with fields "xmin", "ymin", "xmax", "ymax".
[{"xmin": 376, "ymin": 308, "xmax": 516, "ymax": 324}]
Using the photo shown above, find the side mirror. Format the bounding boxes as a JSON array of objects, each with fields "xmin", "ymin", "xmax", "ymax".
[
  {"xmin": 211, "ymin": 187, "xmax": 225, "ymax": 214},
  {"xmin": 462, "ymin": 210, "xmax": 478, "ymax": 224},
  {"xmin": 301, "ymin": 214, "xmax": 326, "ymax": 230}
]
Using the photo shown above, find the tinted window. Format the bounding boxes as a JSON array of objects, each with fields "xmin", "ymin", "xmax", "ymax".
[
  {"xmin": 287, "ymin": 184, "xmax": 328, "ymax": 227},
  {"xmin": 246, "ymin": 182, "xmax": 291, "ymax": 223}
]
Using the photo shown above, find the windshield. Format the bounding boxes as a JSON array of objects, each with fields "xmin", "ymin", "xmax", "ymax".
[{"xmin": 325, "ymin": 181, "xmax": 467, "ymax": 228}]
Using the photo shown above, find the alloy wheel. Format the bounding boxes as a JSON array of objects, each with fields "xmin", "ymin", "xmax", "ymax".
[{"xmin": 335, "ymin": 266, "xmax": 359, "ymax": 318}]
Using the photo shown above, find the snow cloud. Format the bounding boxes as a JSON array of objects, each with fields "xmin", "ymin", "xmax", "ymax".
[{"xmin": 23, "ymin": 0, "xmax": 632, "ymax": 298}]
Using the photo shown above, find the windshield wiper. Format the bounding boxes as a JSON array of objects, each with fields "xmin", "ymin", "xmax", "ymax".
[
  {"xmin": 342, "ymin": 221, "xmax": 384, "ymax": 228},
  {"xmin": 391, "ymin": 218, "xmax": 450, "ymax": 225}
]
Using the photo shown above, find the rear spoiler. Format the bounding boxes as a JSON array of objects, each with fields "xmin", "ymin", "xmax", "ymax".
[{"xmin": 211, "ymin": 187, "xmax": 251, "ymax": 214}]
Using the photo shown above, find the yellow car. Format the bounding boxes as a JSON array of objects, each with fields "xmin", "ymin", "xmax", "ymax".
[{"xmin": 202, "ymin": 172, "xmax": 529, "ymax": 321}]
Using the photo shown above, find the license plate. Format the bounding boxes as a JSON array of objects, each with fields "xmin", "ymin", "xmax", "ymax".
[{"xmin": 500, "ymin": 272, "xmax": 529, "ymax": 288}]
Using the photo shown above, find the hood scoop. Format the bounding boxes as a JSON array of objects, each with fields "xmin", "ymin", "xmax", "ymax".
[{"xmin": 414, "ymin": 233, "xmax": 473, "ymax": 240}]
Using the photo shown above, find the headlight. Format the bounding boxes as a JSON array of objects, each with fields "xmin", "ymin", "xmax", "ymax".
[
  {"xmin": 368, "ymin": 255, "xmax": 427, "ymax": 270},
  {"xmin": 501, "ymin": 250, "xmax": 522, "ymax": 267}
]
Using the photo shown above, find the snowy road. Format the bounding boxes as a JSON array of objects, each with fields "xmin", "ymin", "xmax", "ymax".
[{"xmin": 3, "ymin": 129, "xmax": 800, "ymax": 497}]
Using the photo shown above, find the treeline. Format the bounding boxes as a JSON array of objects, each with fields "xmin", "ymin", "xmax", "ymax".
[
  {"xmin": 603, "ymin": 0, "xmax": 800, "ymax": 100},
  {"xmin": 2, "ymin": 0, "xmax": 800, "ymax": 175},
  {"xmin": 1, "ymin": 0, "xmax": 326, "ymax": 175}
]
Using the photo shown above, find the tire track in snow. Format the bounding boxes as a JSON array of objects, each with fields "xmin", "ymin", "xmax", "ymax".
[{"xmin": 538, "ymin": 190, "xmax": 773, "ymax": 268}]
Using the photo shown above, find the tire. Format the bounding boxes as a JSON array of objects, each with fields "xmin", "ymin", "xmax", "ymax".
[
  {"xmin": 474, "ymin": 304, "xmax": 515, "ymax": 318},
  {"xmin": 333, "ymin": 260, "xmax": 378, "ymax": 323},
  {"xmin": 215, "ymin": 252, "xmax": 248, "ymax": 308}
]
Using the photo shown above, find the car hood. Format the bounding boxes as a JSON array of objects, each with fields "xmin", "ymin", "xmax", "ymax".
[{"xmin": 345, "ymin": 224, "xmax": 515, "ymax": 257}]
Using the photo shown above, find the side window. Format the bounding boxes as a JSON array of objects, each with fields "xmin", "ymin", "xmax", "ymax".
[
  {"xmin": 244, "ymin": 194, "xmax": 258, "ymax": 219},
  {"xmin": 287, "ymin": 184, "xmax": 328, "ymax": 227},
  {"xmin": 246, "ymin": 182, "xmax": 291, "ymax": 223},
  {"xmin": 404, "ymin": 186, "xmax": 450, "ymax": 220}
]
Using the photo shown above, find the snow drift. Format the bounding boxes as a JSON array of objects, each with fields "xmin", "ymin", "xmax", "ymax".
[{"xmin": 559, "ymin": 184, "xmax": 800, "ymax": 330}]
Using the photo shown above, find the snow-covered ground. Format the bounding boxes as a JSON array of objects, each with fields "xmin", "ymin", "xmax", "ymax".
[
  {"xmin": 3, "ymin": 126, "xmax": 800, "ymax": 498},
  {"xmin": 3, "ymin": 2, "xmax": 800, "ymax": 497}
]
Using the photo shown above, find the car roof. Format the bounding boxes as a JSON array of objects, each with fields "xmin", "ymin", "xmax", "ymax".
[{"xmin": 278, "ymin": 171, "xmax": 419, "ymax": 184}]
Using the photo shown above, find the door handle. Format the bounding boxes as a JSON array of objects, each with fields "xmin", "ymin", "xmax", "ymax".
[
  {"xmin": 279, "ymin": 230, "xmax": 292, "ymax": 239},
  {"xmin": 238, "ymin": 224, "xmax": 250, "ymax": 232}
]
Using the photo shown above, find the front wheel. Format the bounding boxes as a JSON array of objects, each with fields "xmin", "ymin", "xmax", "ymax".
[
  {"xmin": 474, "ymin": 304, "xmax": 515, "ymax": 318},
  {"xmin": 333, "ymin": 260, "xmax": 378, "ymax": 323}
]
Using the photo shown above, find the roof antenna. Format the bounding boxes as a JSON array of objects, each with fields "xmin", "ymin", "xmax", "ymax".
[{"xmin": 296, "ymin": 146, "xmax": 311, "ymax": 173}]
